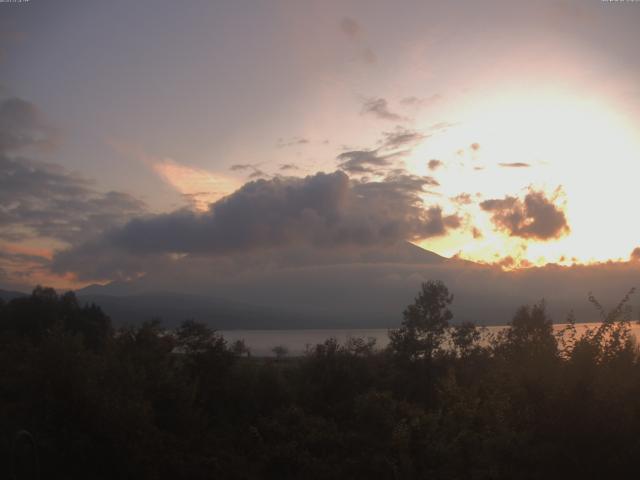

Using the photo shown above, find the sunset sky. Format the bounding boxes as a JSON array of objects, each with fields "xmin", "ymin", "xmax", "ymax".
[{"xmin": 2, "ymin": 0, "xmax": 640, "ymax": 292}]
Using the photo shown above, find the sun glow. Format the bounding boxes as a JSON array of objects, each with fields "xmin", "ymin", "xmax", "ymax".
[
  {"xmin": 410, "ymin": 88, "xmax": 640, "ymax": 267},
  {"xmin": 153, "ymin": 159, "xmax": 239, "ymax": 212}
]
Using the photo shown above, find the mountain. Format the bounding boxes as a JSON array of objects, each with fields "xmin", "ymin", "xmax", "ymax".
[
  {"xmin": 76, "ymin": 281, "xmax": 145, "ymax": 297},
  {"xmin": 73, "ymin": 242, "xmax": 453, "ymax": 328},
  {"xmin": 69, "ymin": 243, "xmax": 640, "ymax": 329}
]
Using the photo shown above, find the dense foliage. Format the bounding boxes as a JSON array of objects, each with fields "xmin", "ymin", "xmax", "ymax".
[{"xmin": 2, "ymin": 282, "xmax": 640, "ymax": 479}]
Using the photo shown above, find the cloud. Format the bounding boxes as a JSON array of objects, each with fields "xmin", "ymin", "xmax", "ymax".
[
  {"xmin": 400, "ymin": 94, "xmax": 442, "ymax": 108},
  {"xmin": 339, "ymin": 18, "xmax": 377, "ymax": 65},
  {"xmin": 480, "ymin": 189, "xmax": 569, "ymax": 240},
  {"xmin": 451, "ymin": 193, "xmax": 473, "ymax": 205},
  {"xmin": 338, "ymin": 128, "xmax": 425, "ymax": 174},
  {"xmin": 107, "ymin": 140, "xmax": 237, "ymax": 212},
  {"xmin": 377, "ymin": 171, "xmax": 439, "ymax": 189},
  {"xmin": 230, "ymin": 163, "xmax": 268, "ymax": 179},
  {"xmin": 336, "ymin": 149, "xmax": 398, "ymax": 174},
  {"xmin": 0, "ymin": 96, "xmax": 153, "ymax": 288},
  {"xmin": 0, "ymin": 154, "xmax": 147, "ymax": 245},
  {"xmin": 428, "ymin": 159, "xmax": 443, "ymax": 170},
  {"xmin": 230, "ymin": 164, "xmax": 253, "ymax": 171},
  {"xmin": 52, "ymin": 171, "xmax": 461, "ymax": 280},
  {"xmin": 499, "ymin": 162, "xmax": 531, "ymax": 168},
  {"xmin": 0, "ymin": 245, "xmax": 58, "ymax": 290},
  {"xmin": 154, "ymin": 159, "xmax": 238, "ymax": 211},
  {"xmin": 51, "ymin": 238, "xmax": 157, "ymax": 282},
  {"xmin": 57, "ymin": 244, "xmax": 640, "ymax": 329},
  {"xmin": 361, "ymin": 97, "xmax": 407, "ymax": 122},
  {"xmin": 249, "ymin": 169, "xmax": 268, "ymax": 179},
  {"xmin": 122, "ymin": 171, "xmax": 456, "ymax": 251},
  {"xmin": 379, "ymin": 127, "xmax": 426, "ymax": 150},
  {"xmin": 339, "ymin": 17, "xmax": 361, "ymax": 39},
  {"xmin": 0, "ymin": 249, "xmax": 50, "ymax": 267},
  {"xmin": 0, "ymin": 97, "xmax": 56, "ymax": 153},
  {"xmin": 279, "ymin": 164, "xmax": 299, "ymax": 171},
  {"xmin": 276, "ymin": 137, "xmax": 309, "ymax": 148}
]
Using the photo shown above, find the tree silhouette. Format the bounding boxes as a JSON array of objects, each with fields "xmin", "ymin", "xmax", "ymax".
[
  {"xmin": 389, "ymin": 280, "xmax": 453, "ymax": 360},
  {"xmin": 3, "ymin": 283, "xmax": 640, "ymax": 479},
  {"xmin": 272, "ymin": 344, "xmax": 289, "ymax": 360}
]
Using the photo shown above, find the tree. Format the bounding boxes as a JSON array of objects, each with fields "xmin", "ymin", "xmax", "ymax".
[
  {"xmin": 451, "ymin": 321, "xmax": 482, "ymax": 358},
  {"xmin": 500, "ymin": 301, "xmax": 557, "ymax": 360},
  {"xmin": 0, "ymin": 287, "xmax": 111, "ymax": 350},
  {"xmin": 175, "ymin": 319, "xmax": 219, "ymax": 355},
  {"xmin": 389, "ymin": 280, "xmax": 453, "ymax": 360},
  {"xmin": 272, "ymin": 345, "xmax": 289, "ymax": 360},
  {"xmin": 231, "ymin": 339, "xmax": 250, "ymax": 357}
]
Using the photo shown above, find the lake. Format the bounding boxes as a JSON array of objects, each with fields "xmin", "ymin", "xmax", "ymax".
[{"xmin": 220, "ymin": 322, "xmax": 640, "ymax": 357}]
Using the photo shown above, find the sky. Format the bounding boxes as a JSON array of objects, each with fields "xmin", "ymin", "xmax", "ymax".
[{"xmin": 2, "ymin": 0, "xmax": 640, "ymax": 294}]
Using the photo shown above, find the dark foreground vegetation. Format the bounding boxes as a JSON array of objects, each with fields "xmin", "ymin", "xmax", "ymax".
[{"xmin": 2, "ymin": 282, "xmax": 640, "ymax": 479}]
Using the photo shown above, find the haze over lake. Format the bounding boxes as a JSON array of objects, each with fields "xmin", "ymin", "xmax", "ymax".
[{"xmin": 221, "ymin": 322, "xmax": 640, "ymax": 357}]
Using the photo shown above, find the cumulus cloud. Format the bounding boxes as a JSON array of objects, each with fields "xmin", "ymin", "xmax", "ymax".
[
  {"xmin": 52, "ymin": 171, "xmax": 461, "ymax": 280},
  {"xmin": 119, "ymin": 171, "xmax": 455, "ymax": 251},
  {"xmin": 428, "ymin": 159, "xmax": 443, "ymax": 170},
  {"xmin": 451, "ymin": 193, "xmax": 473, "ymax": 205},
  {"xmin": 480, "ymin": 189, "xmax": 569, "ymax": 240},
  {"xmin": 361, "ymin": 97, "xmax": 407, "ymax": 121}
]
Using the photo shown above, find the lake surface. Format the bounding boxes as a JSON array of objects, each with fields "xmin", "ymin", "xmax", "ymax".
[{"xmin": 220, "ymin": 322, "xmax": 640, "ymax": 357}]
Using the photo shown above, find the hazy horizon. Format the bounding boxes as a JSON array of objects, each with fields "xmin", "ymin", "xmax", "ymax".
[{"xmin": 2, "ymin": 0, "xmax": 640, "ymax": 328}]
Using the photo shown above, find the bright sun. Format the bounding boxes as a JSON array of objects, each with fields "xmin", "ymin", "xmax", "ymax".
[{"xmin": 408, "ymin": 88, "xmax": 640, "ymax": 267}]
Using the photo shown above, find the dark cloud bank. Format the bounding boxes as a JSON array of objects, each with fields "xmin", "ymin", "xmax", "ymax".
[
  {"xmin": 52, "ymin": 170, "xmax": 461, "ymax": 279},
  {"xmin": 480, "ymin": 189, "xmax": 569, "ymax": 240}
]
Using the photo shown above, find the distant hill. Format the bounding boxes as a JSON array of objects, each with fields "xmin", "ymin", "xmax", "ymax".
[
  {"xmin": 0, "ymin": 289, "xmax": 27, "ymax": 302},
  {"xmin": 21, "ymin": 242, "xmax": 636, "ymax": 330},
  {"xmin": 72, "ymin": 242, "xmax": 451, "ymax": 328},
  {"xmin": 76, "ymin": 292, "xmax": 355, "ymax": 330}
]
